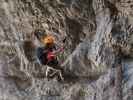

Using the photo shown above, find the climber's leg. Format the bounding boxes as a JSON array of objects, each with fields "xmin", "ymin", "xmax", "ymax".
[
  {"xmin": 46, "ymin": 65, "xmax": 64, "ymax": 81},
  {"xmin": 46, "ymin": 66, "xmax": 55, "ymax": 80},
  {"xmin": 46, "ymin": 60, "xmax": 64, "ymax": 81},
  {"xmin": 58, "ymin": 69, "xmax": 64, "ymax": 81}
]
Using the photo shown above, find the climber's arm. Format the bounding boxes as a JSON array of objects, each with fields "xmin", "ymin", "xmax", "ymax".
[{"xmin": 52, "ymin": 47, "xmax": 64, "ymax": 55}]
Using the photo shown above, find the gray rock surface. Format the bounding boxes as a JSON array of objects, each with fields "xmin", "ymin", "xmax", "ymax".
[{"xmin": 0, "ymin": 0, "xmax": 133, "ymax": 100}]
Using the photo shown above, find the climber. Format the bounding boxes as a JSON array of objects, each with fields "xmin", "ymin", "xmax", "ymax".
[{"xmin": 34, "ymin": 31, "xmax": 64, "ymax": 81}]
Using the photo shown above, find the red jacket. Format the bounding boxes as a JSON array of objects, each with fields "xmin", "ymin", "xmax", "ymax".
[
  {"xmin": 47, "ymin": 51, "xmax": 56, "ymax": 62},
  {"xmin": 47, "ymin": 47, "xmax": 64, "ymax": 62}
]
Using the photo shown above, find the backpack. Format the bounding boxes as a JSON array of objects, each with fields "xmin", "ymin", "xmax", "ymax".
[{"xmin": 36, "ymin": 47, "xmax": 48, "ymax": 65}]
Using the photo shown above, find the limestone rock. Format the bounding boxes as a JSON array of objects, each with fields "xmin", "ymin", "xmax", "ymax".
[{"xmin": 0, "ymin": 0, "xmax": 133, "ymax": 100}]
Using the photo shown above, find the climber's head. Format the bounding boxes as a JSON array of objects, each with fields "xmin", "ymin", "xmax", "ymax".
[{"xmin": 42, "ymin": 35, "xmax": 55, "ymax": 46}]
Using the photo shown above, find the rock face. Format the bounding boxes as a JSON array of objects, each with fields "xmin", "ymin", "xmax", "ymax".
[{"xmin": 0, "ymin": 0, "xmax": 133, "ymax": 100}]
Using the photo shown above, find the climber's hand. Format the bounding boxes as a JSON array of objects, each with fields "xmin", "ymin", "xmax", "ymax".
[{"xmin": 59, "ymin": 47, "xmax": 64, "ymax": 52}]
